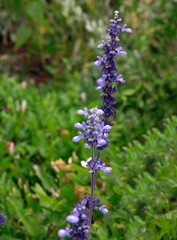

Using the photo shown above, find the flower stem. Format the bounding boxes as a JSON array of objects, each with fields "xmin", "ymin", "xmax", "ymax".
[
  {"xmin": 88, "ymin": 150, "xmax": 100, "ymax": 239},
  {"xmin": 88, "ymin": 171, "xmax": 96, "ymax": 229}
]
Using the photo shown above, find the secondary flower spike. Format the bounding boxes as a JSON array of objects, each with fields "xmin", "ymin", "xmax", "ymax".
[
  {"xmin": 94, "ymin": 11, "xmax": 132, "ymax": 123},
  {"xmin": 58, "ymin": 195, "xmax": 106, "ymax": 239}
]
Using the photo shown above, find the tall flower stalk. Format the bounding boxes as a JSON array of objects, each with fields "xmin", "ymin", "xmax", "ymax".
[{"xmin": 58, "ymin": 11, "xmax": 132, "ymax": 240}]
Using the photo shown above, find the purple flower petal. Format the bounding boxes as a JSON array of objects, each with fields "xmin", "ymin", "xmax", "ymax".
[
  {"xmin": 96, "ymin": 86, "xmax": 102, "ymax": 90},
  {"xmin": 96, "ymin": 109, "xmax": 104, "ymax": 115},
  {"xmin": 101, "ymin": 167, "xmax": 112, "ymax": 174},
  {"xmin": 97, "ymin": 139, "xmax": 107, "ymax": 146},
  {"xmin": 66, "ymin": 215, "xmax": 79, "ymax": 223},
  {"xmin": 84, "ymin": 143, "xmax": 91, "ymax": 148},
  {"xmin": 122, "ymin": 24, "xmax": 132, "ymax": 33},
  {"xmin": 97, "ymin": 41, "xmax": 105, "ymax": 49},
  {"xmin": 124, "ymin": 28, "xmax": 132, "ymax": 33},
  {"xmin": 58, "ymin": 229, "xmax": 69, "ymax": 237},
  {"xmin": 116, "ymin": 74, "xmax": 126, "ymax": 84},
  {"xmin": 83, "ymin": 107, "xmax": 88, "ymax": 116},
  {"xmin": 94, "ymin": 56, "xmax": 103, "ymax": 67},
  {"xmin": 109, "ymin": 50, "xmax": 116, "ymax": 55},
  {"xmin": 120, "ymin": 50, "xmax": 127, "ymax": 55},
  {"xmin": 103, "ymin": 133, "xmax": 108, "ymax": 138},
  {"xmin": 81, "ymin": 214, "xmax": 87, "ymax": 220},
  {"xmin": 77, "ymin": 107, "xmax": 88, "ymax": 116},
  {"xmin": 74, "ymin": 123, "xmax": 85, "ymax": 129},
  {"xmin": 97, "ymin": 77, "xmax": 105, "ymax": 86},
  {"xmin": 99, "ymin": 205, "xmax": 109, "ymax": 215},
  {"xmin": 72, "ymin": 135, "xmax": 82, "ymax": 142},
  {"xmin": 117, "ymin": 47, "xmax": 127, "ymax": 55},
  {"xmin": 103, "ymin": 125, "xmax": 111, "ymax": 132},
  {"xmin": 77, "ymin": 109, "xmax": 84, "ymax": 115}
]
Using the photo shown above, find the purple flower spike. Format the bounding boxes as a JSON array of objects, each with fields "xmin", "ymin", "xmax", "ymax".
[
  {"xmin": 94, "ymin": 10, "xmax": 132, "ymax": 122},
  {"xmin": 58, "ymin": 10, "xmax": 131, "ymax": 239},
  {"xmin": 58, "ymin": 196, "xmax": 95, "ymax": 239}
]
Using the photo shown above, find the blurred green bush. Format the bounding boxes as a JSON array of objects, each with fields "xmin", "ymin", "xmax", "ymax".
[
  {"xmin": 0, "ymin": 0, "xmax": 112, "ymax": 78},
  {"xmin": 0, "ymin": 75, "xmax": 177, "ymax": 239},
  {"xmin": 0, "ymin": 0, "xmax": 176, "ymax": 143}
]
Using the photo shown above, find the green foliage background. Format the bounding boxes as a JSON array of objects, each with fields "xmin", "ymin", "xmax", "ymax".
[{"xmin": 0, "ymin": 0, "xmax": 177, "ymax": 239}]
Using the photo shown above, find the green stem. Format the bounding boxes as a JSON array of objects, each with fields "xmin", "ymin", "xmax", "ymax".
[{"xmin": 88, "ymin": 150, "xmax": 100, "ymax": 239}]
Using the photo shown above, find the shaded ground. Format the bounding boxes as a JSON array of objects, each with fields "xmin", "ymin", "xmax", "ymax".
[{"xmin": 0, "ymin": 41, "xmax": 50, "ymax": 84}]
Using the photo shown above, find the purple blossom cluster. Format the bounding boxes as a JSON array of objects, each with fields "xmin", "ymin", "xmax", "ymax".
[
  {"xmin": 72, "ymin": 107, "xmax": 111, "ymax": 150},
  {"xmin": 58, "ymin": 196, "xmax": 108, "ymax": 240},
  {"xmin": 58, "ymin": 10, "xmax": 131, "ymax": 239},
  {"xmin": 86, "ymin": 159, "xmax": 112, "ymax": 174},
  {"xmin": 0, "ymin": 213, "xmax": 5, "ymax": 225},
  {"xmin": 94, "ymin": 11, "xmax": 132, "ymax": 123}
]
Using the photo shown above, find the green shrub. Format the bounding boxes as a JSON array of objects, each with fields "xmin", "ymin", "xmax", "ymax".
[{"xmin": 0, "ymin": 75, "xmax": 177, "ymax": 239}]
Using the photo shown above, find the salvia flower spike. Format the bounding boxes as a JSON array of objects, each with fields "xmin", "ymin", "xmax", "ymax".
[
  {"xmin": 94, "ymin": 10, "xmax": 132, "ymax": 124},
  {"xmin": 58, "ymin": 10, "xmax": 132, "ymax": 239}
]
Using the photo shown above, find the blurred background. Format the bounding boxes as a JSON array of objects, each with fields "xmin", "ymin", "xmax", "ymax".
[{"xmin": 0, "ymin": 0, "xmax": 177, "ymax": 239}]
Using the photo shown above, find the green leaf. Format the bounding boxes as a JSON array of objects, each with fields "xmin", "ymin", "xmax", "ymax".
[
  {"xmin": 26, "ymin": 1, "xmax": 44, "ymax": 25},
  {"xmin": 32, "ymin": 183, "xmax": 64, "ymax": 211},
  {"xmin": 11, "ymin": 0, "xmax": 22, "ymax": 12},
  {"xmin": 15, "ymin": 25, "xmax": 32, "ymax": 49},
  {"xmin": 113, "ymin": 185, "xmax": 122, "ymax": 196},
  {"xmin": 8, "ymin": 196, "xmax": 42, "ymax": 236},
  {"xmin": 123, "ymin": 89, "xmax": 135, "ymax": 96},
  {"xmin": 0, "ymin": 141, "xmax": 6, "ymax": 155},
  {"xmin": 35, "ymin": 169, "xmax": 56, "ymax": 192}
]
